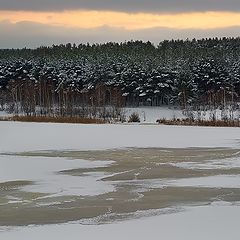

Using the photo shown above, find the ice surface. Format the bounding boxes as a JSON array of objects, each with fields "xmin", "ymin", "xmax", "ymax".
[{"xmin": 1, "ymin": 121, "xmax": 240, "ymax": 153}]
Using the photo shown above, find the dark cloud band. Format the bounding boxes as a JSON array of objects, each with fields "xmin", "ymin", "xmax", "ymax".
[
  {"xmin": 1, "ymin": 0, "xmax": 240, "ymax": 13},
  {"xmin": 1, "ymin": 20, "xmax": 240, "ymax": 48}
]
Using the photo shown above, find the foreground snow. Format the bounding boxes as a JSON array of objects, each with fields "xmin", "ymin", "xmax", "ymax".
[{"xmin": 1, "ymin": 203, "xmax": 240, "ymax": 240}]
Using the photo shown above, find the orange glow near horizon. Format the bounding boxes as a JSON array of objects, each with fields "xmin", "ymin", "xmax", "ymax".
[{"xmin": 1, "ymin": 10, "xmax": 240, "ymax": 30}]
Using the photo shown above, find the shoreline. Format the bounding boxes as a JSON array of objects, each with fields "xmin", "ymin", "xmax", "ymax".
[{"xmin": 1, "ymin": 115, "xmax": 240, "ymax": 128}]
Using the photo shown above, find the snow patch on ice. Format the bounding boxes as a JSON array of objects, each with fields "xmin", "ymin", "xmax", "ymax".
[
  {"xmin": 0, "ymin": 155, "xmax": 115, "ymax": 196},
  {"xmin": 161, "ymin": 156, "xmax": 240, "ymax": 170},
  {"xmin": 132, "ymin": 174, "xmax": 240, "ymax": 190}
]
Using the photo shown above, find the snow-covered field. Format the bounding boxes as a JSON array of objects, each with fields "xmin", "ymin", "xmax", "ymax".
[
  {"xmin": 124, "ymin": 106, "xmax": 185, "ymax": 123},
  {"xmin": 0, "ymin": 111, "xmax": 11, "ymax": 117},
  {"xmin": 1, "ymin": 120, "xmax": 240, "ymax": 239},
  {"xmin": 124, "ymin": 106, "xmax": 240, "ymax": 123},
  {"xmin": 0, "ymin": 106, "xmax": 186, "ymax": 123},
  {"xmin": 1, "ymin": 106, "xmax": 239, "ymax": 123}
]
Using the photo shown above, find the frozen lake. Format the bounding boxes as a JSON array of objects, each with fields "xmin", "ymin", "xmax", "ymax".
[{"xmin": 1, "ymin": 121, "xmax": 240, "ymax": 239}]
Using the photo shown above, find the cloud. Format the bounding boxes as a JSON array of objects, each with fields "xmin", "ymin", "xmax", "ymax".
[
  {"xmin": 3, "ymin": 11, "xmax": 240, "ymax": 31},
  {"xmin": 1, "ymin": 0, "xmax": 240, "ymax": 13},
  {"xmin": 1, "ymin": 20, "xmax": 240, "ymax": 48}
]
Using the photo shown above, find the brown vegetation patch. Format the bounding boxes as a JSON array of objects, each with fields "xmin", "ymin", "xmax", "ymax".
[
  {"xmin": 0, "ymin": 115, "xmax": 105, "ymax": 124},
  {"xmin": 157, "ymin": 118, "xmax": 240, "ymax": 127}
]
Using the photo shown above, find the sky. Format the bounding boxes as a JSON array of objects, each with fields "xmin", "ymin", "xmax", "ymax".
[{"xmin": 0, "ymin": 0, "xmax": 240, "ymax": 48}]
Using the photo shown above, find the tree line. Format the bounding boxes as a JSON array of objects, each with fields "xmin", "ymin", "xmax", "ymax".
[{"xmin": 0, "ymin": 38, "xmax": 240, "ymax": 117}]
